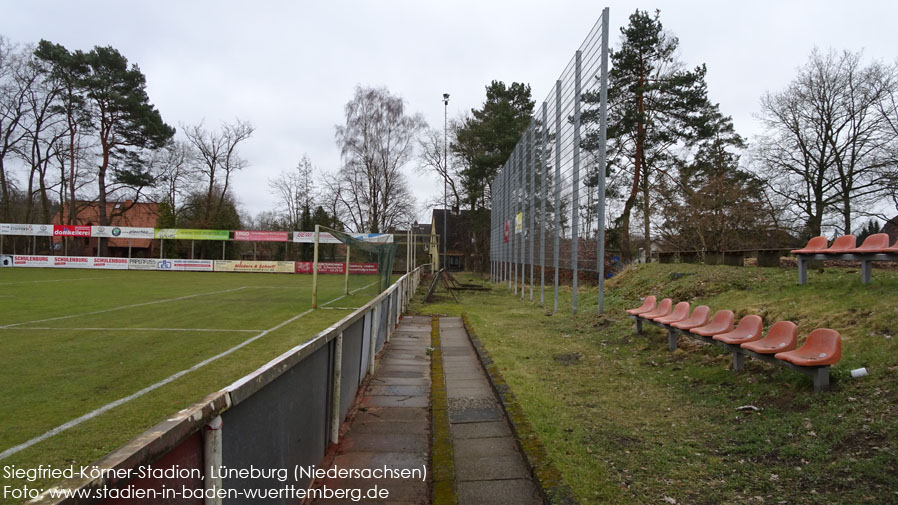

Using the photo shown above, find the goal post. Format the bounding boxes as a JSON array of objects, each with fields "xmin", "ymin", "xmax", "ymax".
[{"xmin": 310, "ymin": 225, "xmax": 398, "ymax": 309}]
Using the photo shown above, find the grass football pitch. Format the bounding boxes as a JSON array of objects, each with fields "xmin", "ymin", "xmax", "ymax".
[{"xmin": 0, "ymin": 268, "xmax": 380, "ymax": 491}]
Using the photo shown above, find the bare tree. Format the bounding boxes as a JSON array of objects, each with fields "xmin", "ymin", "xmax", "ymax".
[
  {"xmin": 268, "ymin": 154, "xmax": 315, "ymax": 229},
  {"xmin": 756, "ymin": 49, "xmax": 898, "ymax": 237},
  {"xmin": 183, "ymin": 119, "xmax": 254, "ymax": 226},
  {"xmin": 0, "ymin": 37, "xmax": 29, "ymax": 222},
  {"xmin": 149, "ymin": 139, "xmax": 194, "ymax": 213},
  {"xmin": 417, "ymin": 126, "xmax": 462, "ymax": 209},
  {"xmin": 334, "ymin": 86, "xmax": 424, "ymax": 232}
]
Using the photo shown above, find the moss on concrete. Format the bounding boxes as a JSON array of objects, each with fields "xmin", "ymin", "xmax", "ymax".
[{"xmin": 430, "ymin": 316, "xmax": 458, "ymax": 505}]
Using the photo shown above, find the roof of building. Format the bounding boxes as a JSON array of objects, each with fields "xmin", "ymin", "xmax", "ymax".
[{"xmin": 52, "ymin": 200, "xmax": 160, "ymax": 248}]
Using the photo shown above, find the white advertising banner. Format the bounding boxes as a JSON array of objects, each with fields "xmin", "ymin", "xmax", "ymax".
[
  {"xmin": 213, "ymin": 260, "xmax": 295, "ymax": 273},
  {"xmin": 0, "ymin": 223, "xmax": 54, "ymax": 236},
  {"xmin": 91, "ymin": 226, "xmax": 156, "ymax": 239},
  {"xmin": 130, "ymin": 258, "xmax": 214, "ymax": 272},
  {"xmin": 292, "ymin": 231, "xmax": 393, "ymax": 244}
]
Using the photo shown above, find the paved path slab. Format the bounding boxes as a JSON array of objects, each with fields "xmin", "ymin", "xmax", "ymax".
[
  {"xmin": 439, "ymin": 317, "xmax": 542, "ymax": 505},
  {"xmin": 311, "ymin": 316, "xmax": 432, "ymax": 505}
]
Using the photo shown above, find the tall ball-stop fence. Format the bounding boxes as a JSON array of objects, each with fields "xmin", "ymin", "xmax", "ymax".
[{"xmin": 490, "ymin": 8, "xmax": 610, "ymax": 315}]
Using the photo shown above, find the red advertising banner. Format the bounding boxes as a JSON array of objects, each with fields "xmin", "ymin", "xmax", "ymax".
[
  {"xmin": 234, "ymin": 230, "xmax": 289, "ymax": 242},
  {"xmin": 503, "ymin": 221, "xmax": 510, "ymax": 243},
  {"xmin": 294, "ymin": 262, "xmax": 378, "ymax": 274},
  {"xmin": 53, "ymin": 225, "xmax": 91, "ymax": 237}
]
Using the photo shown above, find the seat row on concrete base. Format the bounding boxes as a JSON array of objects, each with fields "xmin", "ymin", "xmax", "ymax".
[
  {"xmin": 792, "ymin": 233, "xmax": 898, "ymax": 284},
  {"xmin": 626, "ymin": 296, "xmax": 842, "ymax": 392}
]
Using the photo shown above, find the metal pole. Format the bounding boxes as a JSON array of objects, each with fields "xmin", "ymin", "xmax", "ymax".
[
  {"xmin": 203, "ymin": 416, "xmax": 223, "ymax": 505},
  {"xmin": 160, "ymin": 239, "xmax": 164, "ymax": 259},
  {"xmin": 330, "ymin": 332, "xmax": 343, "ymax": 444},
  {"xmin": 443, "ymin": 93, "xmax": 449, "ymax": 273},
  {"xmin": 553, "ymin": 81, "xmax": 562, "ymax": 313},
  {"xmin": 312, "ymin": 224, "xmax": 320, "ymax": 309},
  {"xmin": 344, "ymin": 245, "xmax": 350, "ymax": 295},
  {"xmin": 540, "ymin": 102, "xmax": 548, "ymax": 306},
  {"xmin": 572, "ymin": 50, "xmax": 582, "ymax": 315},
  {"xmin": 597, "ymin": 8, "xmax": 610, "ymax": 315},
  {"xmin": 519, "ymin": 143, "xmax": 525, "ymax": 301},
  {"xmin": 528, "ymin": 124, "xmax": 535, "ymax": 302},
  {"xmin": 512, "ymin": 149, "xmax": 518, "ymax": 294}
]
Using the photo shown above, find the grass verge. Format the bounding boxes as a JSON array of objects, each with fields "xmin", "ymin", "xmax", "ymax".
[{"xmin": 409, "ymin": 265, "xmax": 898, "ymax": 505}]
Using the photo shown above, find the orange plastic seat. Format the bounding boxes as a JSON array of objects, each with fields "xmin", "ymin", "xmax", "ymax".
[
  {"xmin": 670, "ymin": 305, "xmax": 710, "ymax": 330},
  {"xmin": 885, "ymin": 238, "xmax": 898, "ymax": 253},
  {"xmin": 791, "ymin": 236, "xmax": 828, "ymax": 254},
  {"xmin": 775, "ymin": 328, "xmax": 842, "ymax": 366},
  {"xmin": 855, "ymin": 233, "xmax": 891, "ymax": 253},
  {"xmin": 823, "ymin": 234, "xmax": 857, "ymax": 254},
  {"xmin": 626, "ymin": 296, "xmax": 656, "ymax": 315},
  {"xmin": 740, "ymin": 321, "xmax": 797, "ymax": 354},
  {"xmin": 691, "ymin": 310, "xmax": 735, "ymax": 336},
  {"xmin": 640, "ymin": 298, "xmax": 672, "ymax": 319},
  {"xmin": 653, "ymin": 302, "xmax": 691, "ymax": 324},
  {"xmin": 713, "ymin": 315, "xmax": 763, "ymax": 344}
]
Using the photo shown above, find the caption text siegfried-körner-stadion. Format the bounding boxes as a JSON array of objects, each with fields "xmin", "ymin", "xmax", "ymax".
[{"xmin": 2, "ymin": 464, "xmax": 426, "ymax": 501}]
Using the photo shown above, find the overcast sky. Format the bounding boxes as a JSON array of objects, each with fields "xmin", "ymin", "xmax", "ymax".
[{"xmin": 4, "ymin": 0, "xmax": 897, "ymax": 227}]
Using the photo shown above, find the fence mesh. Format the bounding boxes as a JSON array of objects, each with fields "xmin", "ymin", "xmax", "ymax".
[{"xmin": 490, "ymin": 8, "xmax": 610, "ymax": 314}]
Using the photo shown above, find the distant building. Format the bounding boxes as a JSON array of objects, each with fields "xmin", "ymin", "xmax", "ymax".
[
  {"xmin": 884, "ymin": 215, "xmax": 898, "ymax": 246},
  {"xmin": 431, "ymin": 208, "xmax": 473, "ymax": 271},
  {"xmin": 52, "ymin": 200, "xmax": 160, "ymax": 257}
]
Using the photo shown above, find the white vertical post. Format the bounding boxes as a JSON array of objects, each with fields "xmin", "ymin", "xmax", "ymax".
[
  {"xmin": 330, "ymin": 332, "xmax": 343, "ymax": 444},
  {"xmin": 203, "ymin": 416, "xmax": 223, "ymax": 505},
  {"xmin": 344, "ymin": 245, "xmax": 350, "ymax": 295},
  {"xmin": 553, "ymin": 80, "xmax": 562, "ymax": 314},
  {"xmin": 312, "ymin": 224, "xmax": 320, "ymax": 309},
  {"xmin": 368, "ymin": 306, "xmax": 378, "ymax": 375}
]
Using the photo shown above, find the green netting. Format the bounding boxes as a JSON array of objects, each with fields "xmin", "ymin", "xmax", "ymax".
[{"xmin": 318, "ymin": 226, "xmax": 398, "ymax": 293}]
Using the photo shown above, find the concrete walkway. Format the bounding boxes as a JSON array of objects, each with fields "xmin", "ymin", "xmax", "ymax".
[
  {"xmin": 439, "ymin": 316, "xmax": 542, "ymax": 505},
  {"xmin": 312, "ymin": 315, "xmax": 542, "ymax": 505},
  {"xmin": 312, "ymin": 315, "xmax": 432, "ymax": 505}
]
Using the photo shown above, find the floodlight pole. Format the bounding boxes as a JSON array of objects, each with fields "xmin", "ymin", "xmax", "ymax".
[
  {"xmin": 443, "ymin": 93, "xmax": 449, "ymax": 272},
  {"xmin": 312, "ymin": 224, "xmax": 320, "ymax": 308}
]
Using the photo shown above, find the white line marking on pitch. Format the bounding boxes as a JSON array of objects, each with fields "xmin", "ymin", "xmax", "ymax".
[
  {"xmin": 0, "ymin": 286, "xmax": 250, "ymax": 329},
  {"xmin": 0, "ymin": 327, "xmax": 262, "ymax": 333},
  {"xmin": 0, "ymin": 281, "xmax": 377, "ymax": 461},
  {"xmin": 0, "ymin": 276, "xmax": 117, "ymax": 285}
]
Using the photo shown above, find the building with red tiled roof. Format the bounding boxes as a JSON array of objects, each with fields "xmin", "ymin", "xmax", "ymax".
[{"xmin": 52, "ymin": 200, "xmax": 160, "ymax": 257}]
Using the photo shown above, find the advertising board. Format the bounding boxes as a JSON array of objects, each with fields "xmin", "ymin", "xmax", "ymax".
[
  {"xmin": 154, "ymin": 229, "xmax": 230, "ymax": 241},
  {"xmin": 91, "ymin": 226, "xmax": 155, "ymax": 239},
  {"xmin": 0, "ymin": 223, "xmax": 54, "ymax": 236},
  {"xmin": 294, "ymin": 262, "xmax": 378, "ymax": 274},
  {"xmin": 214, "ymin": 260, "xmax": 295, "ymax": 273},
  {"xmin": 234, "ymin": 230, "xmax": 289, "ymax": 242}
]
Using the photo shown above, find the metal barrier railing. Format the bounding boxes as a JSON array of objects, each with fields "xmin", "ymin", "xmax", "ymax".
[{"xmin": 33, "ymin": 265, "xmax": 430, "ymax": 505}]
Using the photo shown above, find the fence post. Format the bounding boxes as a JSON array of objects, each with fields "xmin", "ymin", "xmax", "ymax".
[
  {"xmin": 553, "ymin": 81, "xmax": 562, "ymax": 314},
  {"xmin": 368, "ymin": 307, "xmax": 377, "ymax": 375},
  {"xmin": 519, "ymin": 142, "xmax": 526, "ymax": 301},
  {"xmin": 330, "ymin": 332, "xmax": 343, "ymax": 444},
  {"xmin": 512, "ymin": 148, "xmax": 518, "ymax": 295},
  {"xmin": 540, "ymin": 102, "xmax": 548, "ymax": 307},
  {"xmin": 529, "ymin": 123, "xmax": 535, "ymax": 302},
  {"xmin": 596, "ymin": 8, "xmax": 610, "ymax": 315},
  {"xmin": 571, "ymin": 50, "xmax": 582, "ymax": 315},
  {"xmin": 203, "ymin": 416, "xmax": 223, "ymax": 505}
]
